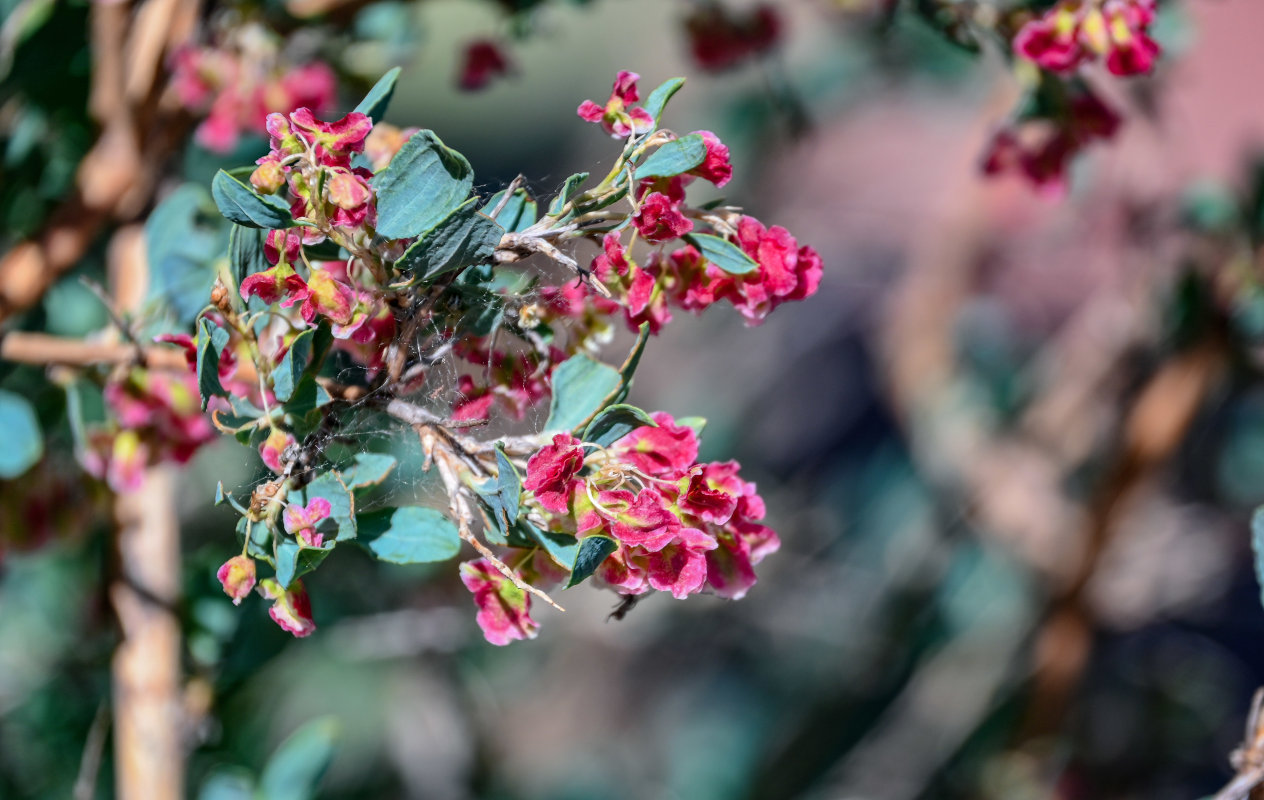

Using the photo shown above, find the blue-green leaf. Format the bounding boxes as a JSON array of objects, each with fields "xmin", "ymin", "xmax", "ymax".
[
  {"xmin": 228, "ymin": 223, "xmax": 268, "ymax": 290},
  {"xmin": 548, "ymin": 172, "xmax": 589, "ymax": 216},
  {"xmin": 566, "ymin": 535, "xmax": 618, "ymax": 588},
  {"xmin": 482, "ymin": 187, "xmax": 537, "ymax": 233},
  {"xmin": 0, "ymin": 390, "xmax": 42, "ymax": 478},
  {"xmin": 272, "ymin": 325, "xmax": 316, "ymax": 404},
  {"xmin": 356, "ymin": 506, "xmax": 461, "ymax": 564},
  {"xmin": 394, "ymin": 199, "xmax": 503, "ymax": 281},
  {"xmin": 258, "ymin": 718, "xmax": 339, "ymax": 800},
  {"xmin": 636, "ymin": 134, "xmax": 706, "ymax": 181},
  {"xmin": 544, "ymin": 354, "xmax": 621, "ymax": 433},
  {"xmin": 684, "ymin": 232, "xmax": 758, "ymax": 275},
  {"xmin": 373, "ymin": 130, "xmax": 474, "ymax": 239},
  {"xmin": 275, "ymin": 538, "xmax": 333, "ymax": 589},
  {"xmin": 211, "ymin": 169, "xmax": 294, "ymax": 229},
  {"xmin": 642, "ymin": 77, "xmax": 686, "ymax": 127},
  {"xmin": 196, "ymin": 316, "xmax": 230, "ymax": 410},
  {"xmin": 340, "ymin": 452, "xmax": 397, "ymax": 490},
  {"xmin": 353, "ymin": 66, "xmax": 402, "ymax": 122},
  {"xmin": 495, "ymin": 446, "xmax": 521, "ymax": 526},
  {"xmin": 583, "ymin": 404, "xmax": 656, "ymax": 449},
  {"xmin": 147, "ymin": 184, "xmax": 226, "ymax": 325}
]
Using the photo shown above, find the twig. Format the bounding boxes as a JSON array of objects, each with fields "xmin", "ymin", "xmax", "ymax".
[
  {"xmin": 73, "ymin": 703, "xmax": 110, "ymax": 800},
  {"xmin": 0, "ymin": 331, "xmax": 188, "ymax": 370}
]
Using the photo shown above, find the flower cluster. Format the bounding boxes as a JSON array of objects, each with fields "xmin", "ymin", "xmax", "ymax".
[
  {"xmin": 170, "ymin": 28, "xmax": 337, "ymax": 153},
  {"xmin": 982, "ymin": 85, "xmax": 1121, "ymax": 196},
  {"xmin": 577, "ymin": 71, "xmax": 654, "ymax": 139},
  {"xmin": 684, "ymin": 3, "xmax": 783, "ymax": 72},
  {"xmin": 1014, "ymin": 0, "xmax": 1161, "ymax": 77},
  {"xmin": 242, "ymin": 107, "xmax": 399, "ymax": 367},
  {"xmin": 457, "ymin": 39, "xmax": 512, "ymax": 91},
  {"xmin": 461, "ymin": 412, "xmax": 779, "ymax": 645},
  {"xmin": 81, "ymin": 368, "xmax": 217, "ymax": 492}
]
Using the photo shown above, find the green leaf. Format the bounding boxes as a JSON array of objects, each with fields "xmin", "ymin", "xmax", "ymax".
[
  {"xmin": 583, "ymin": 404, "xmax": 656, "ymax": 448},
  {"xmin": 257, "ymin": 718, "xmax": 339, "ymax": 800},
  {"xmin": 548, "ymin": 172, "xmax": 589, "ymax": 216},
  {"xmin": 211, "ymin": 169, "xmax": 294, "ymax": 229},
  {"xmin": 356, "ymin": 506, "xmax": 461, "ymax": 563},
  {"xmin": 272, "ymin": 326, "xmax": 316, "ymax": 404},
  {"xmin": 146, "ymin": 184, "xmax": 226, "ymax": 325},
  {"xmin": 642, "ymin": 77, "xmax": 686, "ymax": 127},
  {"xmin": 294, "ymin": 472, "xmax": 356, "ymax": 541},
  {"xmin": 275, "ymin": 538, "xmax": 333, "ymax": 589},
  {"xmin": 196, "ymin": 316, "xmax": 230, "ymax": 410},
  {"xmin": 566, "ymin": 535, "xmax": 618, "ymax": 588},
  {"xmin": 684, "ymin": 232, "xmax": 758, "ymax": 275},
  {"xmin": 544, "ymin": 354, "xmax": 621, "ymax": 434},
  {"xmin": 228, "ymin": 223, "xmax": 268, "ymax": 289},
  {"xmin": 482, "ymin": 187, "xmax": 537, "ymax": 233},
  {"xmin": 495, "ymin": 447, "xmax": 521, "ymax": 526},
  {"xmin": 636, "ymin": 134, "xmax": 706, "ymax": 181},
  {"xmin": 197, "ymin": 767, "xmax": 254, "ymax": 800},
  {"xmin": 394, "ymin": 199, "xmax": 503, "ymax": 281},
  {"xmin": 0, "ymin": 390, "xmax": 42, "ymax": 478},
  {"xmin": 544, "ymin": 325, "xmax": 651, "ymax": 433},
  {"xmin": 617, "ymin": 322, "xmax": 651, "ymax": 388},
  {"xmin": 353, "ymin": 66, "xmax": 402, "ymax": 122},
  {"xmin": 373, "ymin": 130, "xmax": 474, "ymax": 239},
  {"xmin": 340, "ymin": 453, "xmax": 397, "ymax": 490},
  {"xmin": 675, "ymin": 416, "xmax": 707, "ymax": 436}
]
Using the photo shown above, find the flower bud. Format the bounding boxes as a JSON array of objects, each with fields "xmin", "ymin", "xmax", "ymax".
[
  {"xmin": 216, "ymin": 555, "xmax": 256, "ymax": 605},
  {"xmin": 250, "ymin": 156, "xmax": 287, "ymax": 194}
]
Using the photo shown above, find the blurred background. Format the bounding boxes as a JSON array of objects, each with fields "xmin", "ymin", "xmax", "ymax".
[{"xmin": 8, "ymin": 0, "xmax": 1264, "ymax": 797}]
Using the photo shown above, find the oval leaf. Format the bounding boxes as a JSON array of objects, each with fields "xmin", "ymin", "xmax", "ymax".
[
  {"xmin": 643, "ymin": 77, "xmax": 686, "ymax": 128},
  {"xmin": 258, "ymin": 718, "xmax": 339, "ymax": 800},
  {"xmin": 357, "ymin": 506, "xmax": 461, "ymax": 564},
  {"xmin": 196, "ymin": 316, "xmax": 230, "ymax": 410},
  {"xmin": 373, "ymin": 130, "xmax": 474, "ymax": 239},
  {"xmin": 211, "ymin": 169, "xmax": 294, "ymax": 229},
  {"xmin": 294, "ymin": 471, "xmax": 356, "ymax": 541},
  {"xmin": 583, "ymin": 404, "xmax": 657, "ymax": 449},
  {"xmin": 394, "ymin": 199, "xmax": 503, "ymax": 281},
  {"xmin": 544, "ymin": 353, "xmax": 621, "ymax": 433},
  {"xmin": 353, "ymin": 66, "xmax": 402, "ymax": 122},
  {"xmin": 636, "ymin": 134, "xmax": 706, "ymax": 181},
  {"xmin": 0, "ymin": 390, "xmax": 42, "ymax": 478},
  {"xmin": 566, "ymin": 535, "xmax": 618, "ymax": 588},
  {"xmin": 684, "ymin": 232, "xmax": 758, "ymax": 275}
]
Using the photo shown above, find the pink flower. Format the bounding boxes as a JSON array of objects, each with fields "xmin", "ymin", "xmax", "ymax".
[
  {"xmin": 259, "ymin": 428, "xmax": 296, "ymax": 473},
  {"xmin": 258, "ymin": 578, "xmax": 316, "ymax": 637},
  {"xmin": 523, "ymin": 434, "xmax": 586, "ymax": 514},
  {"xmin": 283, "ymin": 497, "xmax": 332, "ymax": 547},
  {"xmin": 240, "ymin": 263, "xmax": 308, "ymax": 305},
  {"xmin": 458, "ymin": 39, "xmax": 512, "ymax": 91},
  {"xmin": 644, "ymin": 527, "xmax": 717, "ymax": 599},
  {"xmin": 684, "ymin": 4, "xmax": 782, "ymax": 72},
  {"xmin": 689, "ymin": 130, "xmax": 733, "ymax": 187},
  {"xmin": 251, "ymin": 153, "xmax": 288, "ymax": 194},
  {"xmin": 633, "ymin": 192, "xmax": 693, "ymax": 243},
  {"xmin": 723, "ymin": 216, "xmax": 824, "ymax": 324},
  {"xmin": 264, "ymin": 229, "xmax": 302, "ymax": 266},
  {"xmin": 677, "ymin": 461, "xmax": 744, "ymax": 524},
  {"xmin": 1013, "ymin": 0, "xmax": 1160, "ymax": 76},
  {"xmin": 1014, "ymin": 5, "xmax": 1085, "ymax": 73},
  {"xmin": 705, "ymin": 492, "xmax": 780, "ymax": 600},
  {"xmin": 285, "ymin": 108, "xmax": 373, "ymax": 167},
  {"xmin": 460, "ymin": 559, "xmax": 539, "ymax": 645},
  {"xmin": 577, "ymin": 71, "xmax": 654, "ymax": 138},
  {"xmin": 300, "ymin": 267, "xmax": 356, "ymax": 325},
  {"xmin": 612, "ymin": 412, "xmax": 699, "ymax": 479},
  {"xmin": 217, "ymin": 555, "xmax": 257, "ymax": 605}
]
